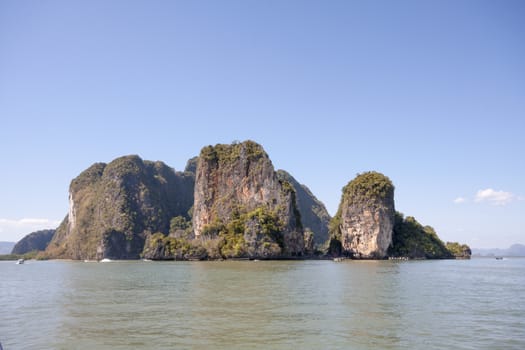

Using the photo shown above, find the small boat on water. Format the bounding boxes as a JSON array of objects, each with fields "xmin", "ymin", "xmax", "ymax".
[
  {"xmin": 16, "ymin": 259, "xmax": 25, "ymax": 264},
  {"xmin": 99, "ymin": 258, "xmax": 112, "ymax": 263},
  {"xmin": 495, "ymin": 256, "xmax": 504, "ymax": 260}
]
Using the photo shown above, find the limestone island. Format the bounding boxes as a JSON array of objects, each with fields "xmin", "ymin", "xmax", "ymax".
[{"xmin": 14, "ymin": 140, "xmax": 469, "ymax": 261}]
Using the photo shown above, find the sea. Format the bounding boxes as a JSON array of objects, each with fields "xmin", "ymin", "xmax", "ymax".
[{"xmin": 1, "ymin": 258, "xmax": 524, "ymax": 350}]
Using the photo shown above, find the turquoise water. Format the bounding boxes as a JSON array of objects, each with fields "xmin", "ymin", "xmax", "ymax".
[{"xmin": 1, "ymin": 258, "xmax": 524, "ymax": 349}]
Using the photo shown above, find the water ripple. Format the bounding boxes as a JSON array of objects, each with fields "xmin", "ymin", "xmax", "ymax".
[{"xmin": 1, "ymin": 258, "xmax": 524, "ymax": 349}]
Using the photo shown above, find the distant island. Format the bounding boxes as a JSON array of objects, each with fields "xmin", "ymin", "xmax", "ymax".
[
  {"xmin": 472, "ymin": 244, "xmax": 525, "ymax": 257},
  {"xmin": 7, "ymin": 140, "xmax": 470, "ymax": 261},
  {"xmin": 0, "ymin": 241, "xmax": 15, "ymax": 255}
]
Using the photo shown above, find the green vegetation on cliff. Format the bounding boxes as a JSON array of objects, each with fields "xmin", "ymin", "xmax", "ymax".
[
  {"xmin": 388, "ymin": 213, "xmax": 452, "ymax": 259},
  {"xmin": 328, "ymin": 207, "xmax": 343, "ymax": 242},
  {"xmin": 329, "ymin": 172, "xmax": 395, "ymax": 254},
  {"xmin": 341, "ymin": 171, "xmax": 394, "ymax": 206},
  {"xmin": 445, "ymin": 241, "xmax": 472, "ymax": 259},
  {"xmin": 170, "ymin": 215, "xmax": 192, "ymax": 234},
  {"xmin": 200, "ymin": 140, "xmax": 265, "ymax": 164},
  {"xmin": 388, "ymin": 213, "xmax": 471, "ymax": 259},
  {"xmin": 200, "ymin": 205, "xmax": 284, "ymax": 258},
  {"xmin": 142, "ymin": 205, "xmax": 285, "ymax": 260},
  {"xmin": 276, "ymin": 170, "xmax": 331, "ymax": 247},
  {"xmin": 328, "ymin": 208, "xmax": 343, "ymax": 255},
  {"xmin": 142, "ymin": 232, "xmax": 207, "ymax": 260},
  {"xmin": 70, "ymin": 162, "xmax": 106, "ymax": 193}
]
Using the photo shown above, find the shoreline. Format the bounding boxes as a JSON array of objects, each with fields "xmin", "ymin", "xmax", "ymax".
[{"xmin": 0, "ymin": 254, "xmax": 472, "ymax": 262}]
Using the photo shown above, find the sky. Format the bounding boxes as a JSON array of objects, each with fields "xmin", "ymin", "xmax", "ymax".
[{"xmin": 1, "ymin": 0, "xmax": 524, "ymax": 248}]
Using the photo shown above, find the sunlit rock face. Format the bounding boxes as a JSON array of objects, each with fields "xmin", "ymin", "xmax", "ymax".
[
  {"xmin": 336, "ymin": 172, "xmax": 395, "ymax": 259},
  {"xmin": 192, "ymin": 141, "xmax": 304, "ymax": 257}
]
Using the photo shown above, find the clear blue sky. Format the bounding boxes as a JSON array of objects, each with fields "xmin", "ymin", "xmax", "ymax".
[{"xmin": 1, "ymin": 0, "xmax": 524, "ymax": 248}]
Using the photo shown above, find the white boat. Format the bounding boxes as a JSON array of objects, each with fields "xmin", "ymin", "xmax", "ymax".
[
  {"xmin": 99, "ymin": 258, "xmax": 112, "ymax": 263},
  {"xmin": 16, "ymin": 259, "xmax": 25, "ymax": 264}
]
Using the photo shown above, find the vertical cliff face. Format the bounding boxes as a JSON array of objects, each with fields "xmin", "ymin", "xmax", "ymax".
[
  {"xmin": 331, "ymin": 172, "xmax": 395, "ymax": 259},
  {"xmin": 46, "ymin": 155, "xmax": 194, "ymax": 259},
  {"xmin": 276, "ymin": 170, "xmax": 331, "ymax": 246},
  {"xmin": 192, "ymin": 141, "xmax": 304, "ymax": 257}
]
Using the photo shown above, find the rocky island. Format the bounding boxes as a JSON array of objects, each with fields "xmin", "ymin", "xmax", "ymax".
[
  {"xmin": 11, "ymin": 229, "xmax": 55, "ymax": 255},
  {"xmin": 328, "ymin": 172, "xmax": 395, "ymax": 259},
  {"xmin": 16, "ymin": 140, "xmax": 468, "ymax": 261},
  {"xmin": 45, "ymin": 156, "xmax": 194, "ymax": 259}
]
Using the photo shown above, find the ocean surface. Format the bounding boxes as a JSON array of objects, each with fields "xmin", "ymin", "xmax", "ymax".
[{"xmin": 1, "ymin": 258, "xmax": 524, "ymax": 350}]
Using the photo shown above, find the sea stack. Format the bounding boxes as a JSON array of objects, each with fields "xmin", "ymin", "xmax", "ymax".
[{"xmin": 331, "ymin": 171, "xmax": 395, "ymax": 258}]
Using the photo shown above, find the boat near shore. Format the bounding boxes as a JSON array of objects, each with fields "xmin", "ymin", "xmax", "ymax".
[{"xmin": 389, "ymin": 256, "xmax": 409, "ymax": 261}]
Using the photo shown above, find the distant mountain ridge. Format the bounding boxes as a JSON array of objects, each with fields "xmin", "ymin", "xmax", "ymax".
[
  {"xmin": 0, "ymin": 241, "xmax": 15, "ymax": 254},
  {"xmin": 11, "ymin": 229, "xmax": 55, "ymax": 254},
  {"xmin": 472, "ymin": 244, "xmax": 525, "ymax": 257}
]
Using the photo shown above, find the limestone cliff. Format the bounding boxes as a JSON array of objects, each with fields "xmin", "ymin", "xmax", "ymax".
[
  {"xmin": 329, "ymin": 171, "xmax": 470, "ymax": 260},
  {"xmin": 192, "ymin": 141, "xmax": 304, "ymax": 258},
  {"xmin": 41, "ymin": 143, "xmax": 468, "ymax": 261},
  {"xmin": 11, "ymin": 229, "xmax": 55, "ymax": 255},
  {"xmin": 330, "ymin": 172, "xmax": 395, "ymax": 259},
  {"xmin": 276, "ymin": 170, "xmax": 331, "ymax": 247},
  {"xmin": 45, "ymin": 155, "xmax": 194, "ymax": 259}
]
